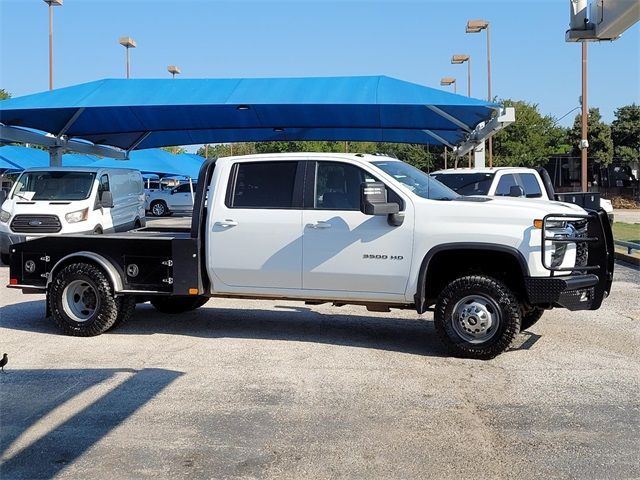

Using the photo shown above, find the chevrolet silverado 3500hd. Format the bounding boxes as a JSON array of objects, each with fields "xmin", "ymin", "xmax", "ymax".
[{"xmin": 7, "ymin": 153, "xmax": 614, "ymax": 359}]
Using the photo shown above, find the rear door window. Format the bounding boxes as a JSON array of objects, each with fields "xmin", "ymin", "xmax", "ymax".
[
  {"xmin": 520, "ymin": 173, "xmax": 543, "ymax": 198},
  {"xmin": 227, "ymin": 161, "xmax": 299, "ymax": 209}
]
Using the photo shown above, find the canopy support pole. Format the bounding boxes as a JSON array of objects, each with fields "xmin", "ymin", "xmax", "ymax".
[
  {"xmin": 126, "ymin": 132, "xmax": 151, "ymax": 155},
  {"xmin": 422, "ymin": 130, "xmax": 455, "ymax": 149},
  {"xmin": 58, "ymin": 108, "xmax": 85, "ymax": 137},
  {"xmin": 426, "ymin": 105, "xmax": 473, "ymax": 133},
  {"xmin": 49, "ymin": 146, "xmax": 63, "ymax": 167}
]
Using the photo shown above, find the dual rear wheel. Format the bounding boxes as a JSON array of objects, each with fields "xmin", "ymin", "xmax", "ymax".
[{"xmin": 49, "ymin": 262, "xmax": 208, "ymax": 336}]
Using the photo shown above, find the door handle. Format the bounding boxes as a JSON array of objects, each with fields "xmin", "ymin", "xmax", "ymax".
[
  {"xmin": 307, "ymin": 221, "xmax": 332, "ymax": 229},
  {"xmin": 215, "ymin": 219, "xmax": 238, "ymax": 228}
]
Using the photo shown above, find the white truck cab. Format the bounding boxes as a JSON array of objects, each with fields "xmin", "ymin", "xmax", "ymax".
[
  {"xmin": 431, "ymin": 167, "xmax": 614, "ymax": 219},
  {"xmin": 7, "ymin": 154, "xmax": 614, "ymax": 359},
  {"xmin": 0, "ymin": 167, "xmax": 146, "ymax": 263}
]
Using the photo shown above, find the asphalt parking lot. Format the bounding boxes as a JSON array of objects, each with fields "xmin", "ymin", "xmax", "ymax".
[{"xmin": 0, "ymin": 250, "xmax": 638, "ymax": 479}]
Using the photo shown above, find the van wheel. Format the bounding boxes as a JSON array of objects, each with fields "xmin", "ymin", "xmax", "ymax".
[
  {"xmin": 434, "ymin": 275, "xmax": 521, "ymax": 360},
  {"xmin": 1, "ymin": 253, "xmax": 9, "ymax": 265},
  {"xmin": 133, "ymin": 219, "xmax": 142, "ymax": 229},
  {"xmin": 150, "ymin": 296, "xmax": 209, "ymax": 314},
  {"xmin": 93, "ymin": 226, "xmax": 103, "ymax": 234},
  {"xmin": 49, "ymin": 263, "xmax": 118, "ymax": 336},
  {"xmin": 109, "ymin": 296, "xmax": 137, "ymax": 331},
  {"xmin": 150, "ymin": 201, "xmax": 168, "ymax": 217},
  {"xmin": 520, "ymin": 307, "xmax": 544, "ymax": 331}
]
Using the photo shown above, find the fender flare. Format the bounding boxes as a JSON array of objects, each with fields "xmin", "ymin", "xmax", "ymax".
[
  {"xmin": 47, "ymin": 251, "xmax": 124, "ymax": 293},
  {"xmin": 414, "ymin": 243, "xmax": 530, "ymax": 314}
]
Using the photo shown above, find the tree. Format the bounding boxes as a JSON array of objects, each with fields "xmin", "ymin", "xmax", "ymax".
[
  {"xmin": 161, "ymin": 146, "xmax": 186, "ymax": 155},
  {"xmin": 568, "ymin": 107, "xmax": 613, "ymax": 164},
  {"xmin": 491, "ymin": 99, "xmax": 564, "ymax": 167},
  {"xmin": 0, "ymin": 88, "xmax": 10, "ymax": 100},
  {"xmin": 611, "ymin": 104, "xmax": 640, "ymax": 164}
]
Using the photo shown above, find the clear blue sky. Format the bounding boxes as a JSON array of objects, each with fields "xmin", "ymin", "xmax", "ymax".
[{"xmin": 1, "ymin": 0, "xmax": 638, "ymax": 132}]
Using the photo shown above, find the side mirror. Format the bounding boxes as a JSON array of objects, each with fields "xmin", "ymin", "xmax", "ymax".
[
  {"xmin": 100, "ymin": 191, "xmax": 114, "ymax": 208},
  {"xmin": 0, "ymin": 190, "xmax": 7, "ymax": 206},
  {"xmin": 509, "ymin": 185, "xmax": 525, "ymax": 198},
  {"xmin": 171, "ymin": 189, "xmax": 177, "ymax": 195},
  {"xmin": 360, "ymin": 181, "xmax": 399, "ymax": 215}
]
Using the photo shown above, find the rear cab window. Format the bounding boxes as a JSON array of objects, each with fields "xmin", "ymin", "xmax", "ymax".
[{"xmin": 226, "ymin": 161, "xmax": 300, "ymax": 209}]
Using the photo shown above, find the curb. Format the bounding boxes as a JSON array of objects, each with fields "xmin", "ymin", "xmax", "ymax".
[{"xmin": 615, "ymin": 251, "xmax": 640, "ymax": 267}]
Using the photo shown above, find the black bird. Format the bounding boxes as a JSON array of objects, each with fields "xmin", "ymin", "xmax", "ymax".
[{"xmin": 0, "ymin": 353, "xmax": 7, "ymax": 373}]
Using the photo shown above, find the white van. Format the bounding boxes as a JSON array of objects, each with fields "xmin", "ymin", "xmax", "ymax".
[{"xmin": 0, "ymin": 167, "xmax": 146, "ymax": 264}]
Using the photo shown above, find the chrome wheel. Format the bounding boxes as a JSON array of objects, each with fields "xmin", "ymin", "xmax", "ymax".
[
  {"xmin": 151, "ymin": 202, "xmax": 167, "ymax": 216},
  {"xmin": 62, "ymin": 279, "xmax": 99, "ymax": 322},
  {"xmin": 451, "ymin": 294, "xmax": 501, "ymax": 344}
]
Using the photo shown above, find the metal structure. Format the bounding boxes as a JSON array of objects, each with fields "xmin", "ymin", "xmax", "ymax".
[
  {"xmin": 0, "ymin": 76, "xmax": 515, "ymax": 166},
  {"xmin": 440, "ymin": 77, "xmax": 457, "ymax": 93},
  {"xmin": 451, "ymin": 55, "xmax": 471, "ymax": 97},
  {"xmin": 43, "ymin": 0, "xmax": 63, "ymax": 90},
  {"xmin": 119, "ymin": 36, "xmax": 137, "ymax": 79}
]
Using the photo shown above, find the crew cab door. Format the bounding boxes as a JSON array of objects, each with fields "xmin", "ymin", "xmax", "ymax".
[
  {"xmin": 302, "ymin": 161, "xmax": 413, "ymax": 295},
  {"xmin": 208, "ymin": 160, "xmax": 304, "ymax": 291}
]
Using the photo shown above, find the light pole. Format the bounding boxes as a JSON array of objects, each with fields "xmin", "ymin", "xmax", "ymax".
[
  {"xmin": 466, "ymin": 19, "xmax": 493, "ymax": 167},
  {"xmin": 167, "ymin": 65, "xmax": 181, "ymax": 79},
  {"xmin": 451, "ymin": 54, "xmax": 471, "ymax": 97},
  {"xmin": 440, "ymin": 77, "xmax": 457, "ymax": 94},
  {"xmin": 580, "ymin": 42, "xmax": 588, "ymax": 192},
  {"xmin": 43, "ymin": 0, "xmax": 62, "ymax": 90},
  {"xmin": 452, "ymin": 54, "xmax": 472, "ymax": 167},
  {"xmin": 119, "ymin": 36, "xmax": 137, "ymax": 79}
]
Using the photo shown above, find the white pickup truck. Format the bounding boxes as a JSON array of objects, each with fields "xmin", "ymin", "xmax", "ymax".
[
  {"xmin": 6, "ymin": 153, "xmax": 614, "ymax": 359},
  {"xmin": 431, "ymin": 167, "xmax": 614, "ymax": 221}
]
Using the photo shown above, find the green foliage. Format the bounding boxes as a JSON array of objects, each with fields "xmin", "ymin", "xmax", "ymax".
[
  {"xmin": 568, "ymin": 108, "xmax": 613, "ymax": 164},
  {"xmin": 0, "ymin": 88, "xmax": 10, "ymax": 100},
  {"xmin": 491, "ymin": 99, "xmax": 562, "ymax": 167},
  {"xmin": 611, "ymin": 104, "xmax": 640, "ymax": 164},
  {"xmin": 161, "ymin": 146, "xmax": 186, "ymax": 155}
]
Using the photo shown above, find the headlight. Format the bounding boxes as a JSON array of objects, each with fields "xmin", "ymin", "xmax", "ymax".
[
  {"xmin": 0, "ymin": 209, "xmax": 10, "ymax": 223},
  {"xmin": 65, "ymin": 208, "xmax": 89, "ymax": 223}
]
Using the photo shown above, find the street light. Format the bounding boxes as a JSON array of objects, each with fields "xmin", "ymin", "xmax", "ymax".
[
  {"xmin": 466, "ymin": 19, "xmax": 493, "ymax": 167},
  {"xmin": 43, "ymin": 0, "xmax": 62, "ymax": 90},
  {"xmin": 167, "ymin": 65, "xmax": 181, "ymax": 79},
  {"xmin": 440, "ymin": 77, "xmax": 457, "ymax": 94},
  {"xmin": 119, "ymin": 36, "xmax": 137, "ymax": 79},
  {"xmin": 451, "ymin": 54, "xmax": 471, "ymax": 97}
]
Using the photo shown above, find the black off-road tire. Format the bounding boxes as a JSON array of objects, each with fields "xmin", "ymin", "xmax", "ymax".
[
  {"xmin": 434, "ymin": 275, "xmax": 521, "ymax": 360},
  {"xmin": 49, "ymin": 263, "xmax": 118, "ymax": 336},
  {"xmin": 150, "ymin": 296, "xmax": 209, "ymax": 314},
  {"xmin": 520, "ymin": 307, "xmax": 544, "ymax": 331},
  {"xmin": 108, "ymin": 295, "xmax": 137, "ymax": 331}
]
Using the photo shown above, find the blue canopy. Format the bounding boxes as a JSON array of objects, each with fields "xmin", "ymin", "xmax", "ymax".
[
  {"xmin": 0, "ymin": 76, "xmax": 498, "ymax": 150},
  {"xmin": 90, "ymin": 149, "xmax": 202, "ymax": 178},
  {"xmin": 0, "ymin": 145, "xmax": 202, "ymax": 177}
]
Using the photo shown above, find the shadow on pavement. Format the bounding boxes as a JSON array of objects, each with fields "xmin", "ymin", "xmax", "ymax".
[
  {"xmin": 0, "ymin": 368, "xmax": 182, "ymax": 479},
  {"xmin": 1, "ymin": 299, "xmax": 449, "ymax": 357}
]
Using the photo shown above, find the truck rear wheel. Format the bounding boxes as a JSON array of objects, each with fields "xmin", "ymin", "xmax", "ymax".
[
  {"xmin": 108, "ymin": 295, "xmax": 137, "ymax": 331},
  {"xmin": 520, "ymin": 307, "xmax": 544, "ymax": 331},
  {"xmin": 434, "ymin": 275, "xmax": 521, "ymax": 360},
  {"xmin": 49, "ymin": 263, "xmax": 118, "ymax": 336},
  {"xmin": 150, "ymin": 296, "xmax": 209, "ymax": 314}
]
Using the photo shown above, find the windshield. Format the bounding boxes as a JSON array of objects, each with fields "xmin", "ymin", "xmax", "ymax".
[
  {"xmin": 432, "ymin": 172, "xmax": 495, "ymax": 196},
  {"xmin": 12, "ymin": 171, "xmax": 96, "ymax": 201},
  {"xmin": 371, "ymin": 160, "xmax": 459, "ymax": 200}
]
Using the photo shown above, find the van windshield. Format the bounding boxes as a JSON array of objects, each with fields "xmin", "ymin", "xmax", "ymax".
[{"xmin": 12, "ymin": 171, "xmax": 96, "ymax": 201}]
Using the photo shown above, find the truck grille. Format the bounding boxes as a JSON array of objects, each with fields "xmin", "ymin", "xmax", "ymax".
[
  {"xmin": 10, "ymin": 215, "xmax": 62, "ymax": 233},
  {"xmin": 571, "ymin": 219, "xmax": 589, "ymax": 268}
]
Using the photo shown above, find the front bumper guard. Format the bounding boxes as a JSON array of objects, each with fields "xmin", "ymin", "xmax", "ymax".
[{"xmin": 526, "ymin": 209, "xmax": 614, "ymax": 311}]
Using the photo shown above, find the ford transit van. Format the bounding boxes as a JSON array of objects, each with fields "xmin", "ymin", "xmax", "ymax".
[{"xmin": 0, "ymin": 167, "xmax": 146, "ymax": 264}]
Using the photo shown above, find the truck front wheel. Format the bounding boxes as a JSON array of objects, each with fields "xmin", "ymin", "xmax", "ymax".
[
  {"xmin": 434, "ymin": 275, "xmax": 521, "ymax": 360},
  {"xmin": 49, "ymin": 263, "xmax": 119, "ymax": 336},
  {"xmin": 150, "ymin": 296, "xmax": 209, "ymax": 314},
  {"xmin": 520, "ymin": 307, "xmax": 544, "ymax": 331}
]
